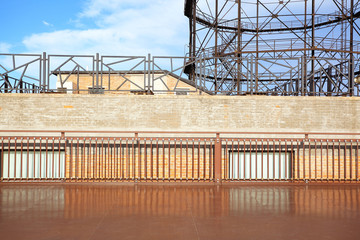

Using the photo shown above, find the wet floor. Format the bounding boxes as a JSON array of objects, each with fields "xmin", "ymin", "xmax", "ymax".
[{"xmin": 0, "ymin": 183, "xmax": 360, "ymax": 240}]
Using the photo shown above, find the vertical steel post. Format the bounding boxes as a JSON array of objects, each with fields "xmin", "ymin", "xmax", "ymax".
[
  {"xmin": 148, "ymin": 53, "xmax": 151, "ymax": 93},
  {"xmin": 214, "ymin": 133, "xmax": 222, "ymax": 183},
  {"xmin": 255, "ymin": 0, "xmax": 259, "ymax": 93},
  {"xmin": 310, "ymin": 0, "xmax": 315, "ymax": 95},
  {"xmin": 4, "ymin": 75, "xmax": 8, "ymax": 93},
  {"xmin": 42, "ymin": 52, "xmax": 47, "ymax": 92},
  {"xmin": 304, "ymin": 0, "xmax": 307, "ymax": 96},
  {"xmin": 96, "ymin": 53, "xmax": 99, "ymax": 90},
  {"xmin": 349, "ymin": 0, "xmax": 354, "ymax": 96}
]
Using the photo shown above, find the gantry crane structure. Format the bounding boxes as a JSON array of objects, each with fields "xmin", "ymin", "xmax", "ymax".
[{"xmin": 184, "ymin": 0, "xmax": 360, "ymax": 96}]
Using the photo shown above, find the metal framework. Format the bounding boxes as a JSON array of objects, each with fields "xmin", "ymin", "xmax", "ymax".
[
  {"xmin": 0, "ymin": 53, "xmax": 203, "ymax": 94},
  {"xmin": 0, "ymin": 1, "xmax": 359, "ymax": 96},
  {"xmin": 0, "ymin": 131, "xmax": 360, "ymax": 183},
  {"xmin": 185, "ymin": 0, "xmax": 360, "ymax": 95}
]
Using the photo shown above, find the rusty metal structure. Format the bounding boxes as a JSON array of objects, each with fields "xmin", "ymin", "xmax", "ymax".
[
  {"xmin": 185, "ymin": 0, "xmax": 360, "ymax": 95},
  {"xmin": 1, "ymin": 130, "xmax": 360, "ymax": 183},
  {"xmin": 0, "ymin": 1, "xmax": 359, "ymax": 96}
]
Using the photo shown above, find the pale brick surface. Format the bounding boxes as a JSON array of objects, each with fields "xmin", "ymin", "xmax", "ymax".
[{"xmin": 0, "ymin": 94, "xmax": 359, "ymax": 133}]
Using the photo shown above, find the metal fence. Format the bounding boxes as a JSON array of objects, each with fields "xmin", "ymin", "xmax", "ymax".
[
  {"xmin": 1, "ymin": 52, "xmax": 359, "ymax": 96},
  {"xmin": 0, "ymin": 131, "xmax": 359, "ymax": 183}
]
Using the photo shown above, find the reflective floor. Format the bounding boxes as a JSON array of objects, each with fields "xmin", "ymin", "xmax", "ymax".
[{"xmin": 0, "ymin": 184, "xmax": 360, "ymax": 240}]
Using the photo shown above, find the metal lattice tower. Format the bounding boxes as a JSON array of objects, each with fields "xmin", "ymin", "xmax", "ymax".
[{"xmin": 184, "ymin": 0, "xmax": 360, "ymax": 96}]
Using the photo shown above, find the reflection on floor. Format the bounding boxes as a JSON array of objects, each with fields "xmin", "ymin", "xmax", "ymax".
[{"xmin": 0, "ymin": 184, "xmax": 360, "ymax": 240}]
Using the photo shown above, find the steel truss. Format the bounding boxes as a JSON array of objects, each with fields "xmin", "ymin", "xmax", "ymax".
[
  {"xmin": 0, "ymin": 53, "xmax": 203, "ymax": 94},
  {"xmin": 185, "ymin": 0, "xmax": 360, "ymax": 96}
]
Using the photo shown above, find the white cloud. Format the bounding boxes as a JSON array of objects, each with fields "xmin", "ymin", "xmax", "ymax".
[
  {"xmin": 23, "ymin": 0, "xmax": 189, "ymax": 56},
  {"xmin": 0, "ymin": 42, "xmax": 12, "ymax": 53},
  {"xmin": 42, "ymin": 21, "xmax": 54, "ymax": 27}
]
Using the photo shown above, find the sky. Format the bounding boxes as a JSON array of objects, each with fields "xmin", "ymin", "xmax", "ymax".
[{"xmin": 0, "ymin": 0, "xmax": 189, "ymax": 56}]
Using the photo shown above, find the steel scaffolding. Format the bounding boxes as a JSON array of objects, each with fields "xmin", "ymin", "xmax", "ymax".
[{"xmin": 185, "ymin": 0, "xmax": 360, "ymax": 96}]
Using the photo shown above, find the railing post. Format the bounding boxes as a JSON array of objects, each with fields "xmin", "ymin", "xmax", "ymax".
[
  {"xmin": 147, "ymin": 53, "xmax": 152, "ymax": 94},
  {"xmin": 214, "ymin": 133, "xmax": 222, "ymax": 183},
  {"xmin": 96, "ymin": 53, "xmax": 100, "ymax": 90},
  {"xmin": 42, "ymin": 52, "xmax": 47, "ymax": 92}
]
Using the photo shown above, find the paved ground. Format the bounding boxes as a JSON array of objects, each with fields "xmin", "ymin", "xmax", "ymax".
[{"xmin": 0, "ymin": 183, "xmax": 359, "ymax": 240}]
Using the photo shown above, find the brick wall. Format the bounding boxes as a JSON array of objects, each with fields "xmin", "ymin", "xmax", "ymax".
[{"xmin": 0, "ymin": 94, "xmax": 359, "ymax": 133}]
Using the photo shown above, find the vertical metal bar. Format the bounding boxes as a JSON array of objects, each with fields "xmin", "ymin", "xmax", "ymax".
[
  {"xmin": 320, "ymin": 140, "xmax": 323, "ymax": 180},
  {"xmin": 244, "ymin": 140, "xmax": 246, "ymax": 180},
  {"xmin": 231, "ymin": 140, "xmax": 234, "ymax": 179},
  {"xmin": 186, "ymin": 139, "xmax": 189, "ymax": 181},
  {"xmin": 132, "ymin": 138, "xmax": 135, "ymax": 180},
  {"xmin": 209, "ymin": 139, "xmax": 213, "ymax": 180},
  {"xmin": 349, "ymin": 0, "xmax": 354, "ymax": 96},
  {"xmin": 95, "ymin": 139, "xmax": 98, "ymax": 180},
  {"xmin": 303, "ymin": 140, "xmax": 306, "ymax": 181},
  {"xmin": 203, "ymin": 139, "xmax": 206, "ymax": 180},
  {"xmin": 39, "ymin": 138, "xmax": 42, "ymax": 179},
  {"xmin": 42, "ymin": 52, "xmax": 47, "ymax": 91},
  {"xmin": 338, "ymin": 140, "xmax": 341, "ymax": 181},
  {"xmin": 20, "ymin": 138, "xmax": 23, "ymax": 179},
  {"xmin": 120, "ymin": 138, "xmax": 124, "ymax": 180},
  {"xmin": 278, "ymin": 140, "xmax": 281, "ymax": 180},
  {"xmin": 249, "ymin": 140, "xmax": 252, "ymax": 180},
  {"xmin": 285, "ymin": 140, "xmax": 287, "ymax": 180},
  {"xmin": 332, "ymin": 140, "xmax": 335, "ymax": 181},
  {"xmin": 174, "ymin": 139, "xmax": 177, "ymax": 181},
  {"xmin": 138, "ymin": 137, "xmax": 141, "ymax": 180},
  {"xmin": 151, "ymin": 139, "xmax": 154, "ymax": 180},
  {"xmin": 163, "ymin": 139, "xmax": 165, "ymax": 180},
  {"xmin": 156, "ymin": 139, "xmax": 159, "ymax": 180},
  {"xmin": 291, "ymin": 140, "xmax": 294, "ymax": 180},
  {"xmin": 314, "ymin": 140, "xmax": 317, "ymax": 180},
  {"xmin": 261, "ymin": 140, "xmax": 264, "ymax": 180},
  {"xmin": 1, "ymin": 138, "xmax": 3, "ymax": 181},
  {"xmin": 273, "ymin": 140, "xmax": 276, "ymax": 181},
  {"xmin": 148, "ymin": 54, "xmax": 151, "ymax": 92},
  {"xmin": 96, "ymin": 53, "xmax": 99, "ymax": 89},
  {"xmin": 238, "ymin": 140, "xmax": 241, "ymax": 180},
  {"xmin": 255, "ymin": 140, "xmax": 258, "ymax": 180},
  {"xmin": 70, "ymin": 138, "xmax": 73, "ymax": 180},
  {"xmin": 345, "ymin": 140, "xmax": 347, "ymax": 180},
  {"xmin": 14, "ymin": 138, "xmax": 17, "ymax": 179},
  {"xmin": 180, "ymin": 140, "xmax": 183, "ymax": 181},
  {"xmin": 82, "ymin": 138, "xmax": 85, "ymax": 181},
  {"xmin": 309, "ymin": 139, "xmax": 311, "ymax": 180},
  {"xmin": 297, "ymin": 140, "xmax": 300, "ymax": 180},
  {"xmin": 197, "ymin": 139, "xmax": 200, "ymax": 180},
  {"xmin": 214, "ymin": 133, "xmax": 221, "ymax": 182},
  {"xmin": 26, "ymin": 138, "xmax": 30, "ymax": 180},
  {"xmin": 45, "ymin": 138, "xmax": 48, "ymax": 179},
  {"xmin": 33, "ymin": 138, "xmax": 36, "ymax": 179},
  {"xmin": 126, "ymin": 139, "xmax": 129, "ymax": 180},
  {"xmin": 326, "ymin": 140, "xmax": 329, "ymax": 181},
  {"xmin": 58, "ymin": 139, "xmax": 61, "ymax": 180},
  {"xmin": 169, "ymin": 139, "xmax": 171, "ymax": 181},
  {"xmin": 350, "ymin": 140, "xmax": 353, "ymax": 181},
  {"xmin": 192, "ymin": 139, "xmax": 195, "ymax": 180},
  {"xmin": 115, "ymin": 138, "xmax": 118, "ymax": 180},
  {"xmin": 145, "ymin": 138, "xmax": 148, "ymax": 180},
  {"xmin": 76, "ymin": 138, "xmax": 80, "ymax": 180},
  {"xmin": 356, "ymin": 140, "xmax": 359, "ymax": 181},
  {"xmin": 107, "ymin": 139, "xmax": 110, "ymax": 181},
  {"xmin": 101, "ymin": 139, "xmax": 104, "ymax": 180}
]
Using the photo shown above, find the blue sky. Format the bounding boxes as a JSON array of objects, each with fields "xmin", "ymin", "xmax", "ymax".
[{"xmin": 0, "ymin": 0, "xmax": 189, "ymax": 56}]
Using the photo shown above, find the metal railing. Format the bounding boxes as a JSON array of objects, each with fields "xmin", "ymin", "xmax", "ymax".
[
  {"xmin": 1, "ymin": 52, "xmax": 359, "ymax": 96},
  {"xmin": 0, "ymin": 131, "xmax": 359, "ymax": 183}
]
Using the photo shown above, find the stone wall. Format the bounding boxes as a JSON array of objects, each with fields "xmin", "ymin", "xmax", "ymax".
[{"xmin": 0, "ymin": 94, "xmax": 359, "ymax": 134}]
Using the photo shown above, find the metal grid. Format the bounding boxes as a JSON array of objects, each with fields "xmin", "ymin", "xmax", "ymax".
[
  {"xmin": 185, "ymin": 0, "xmax": 360, "ymax": 95},
  {"xmin": 1, "ymin": 131, "xmax": 359, "ymax": 183}
]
